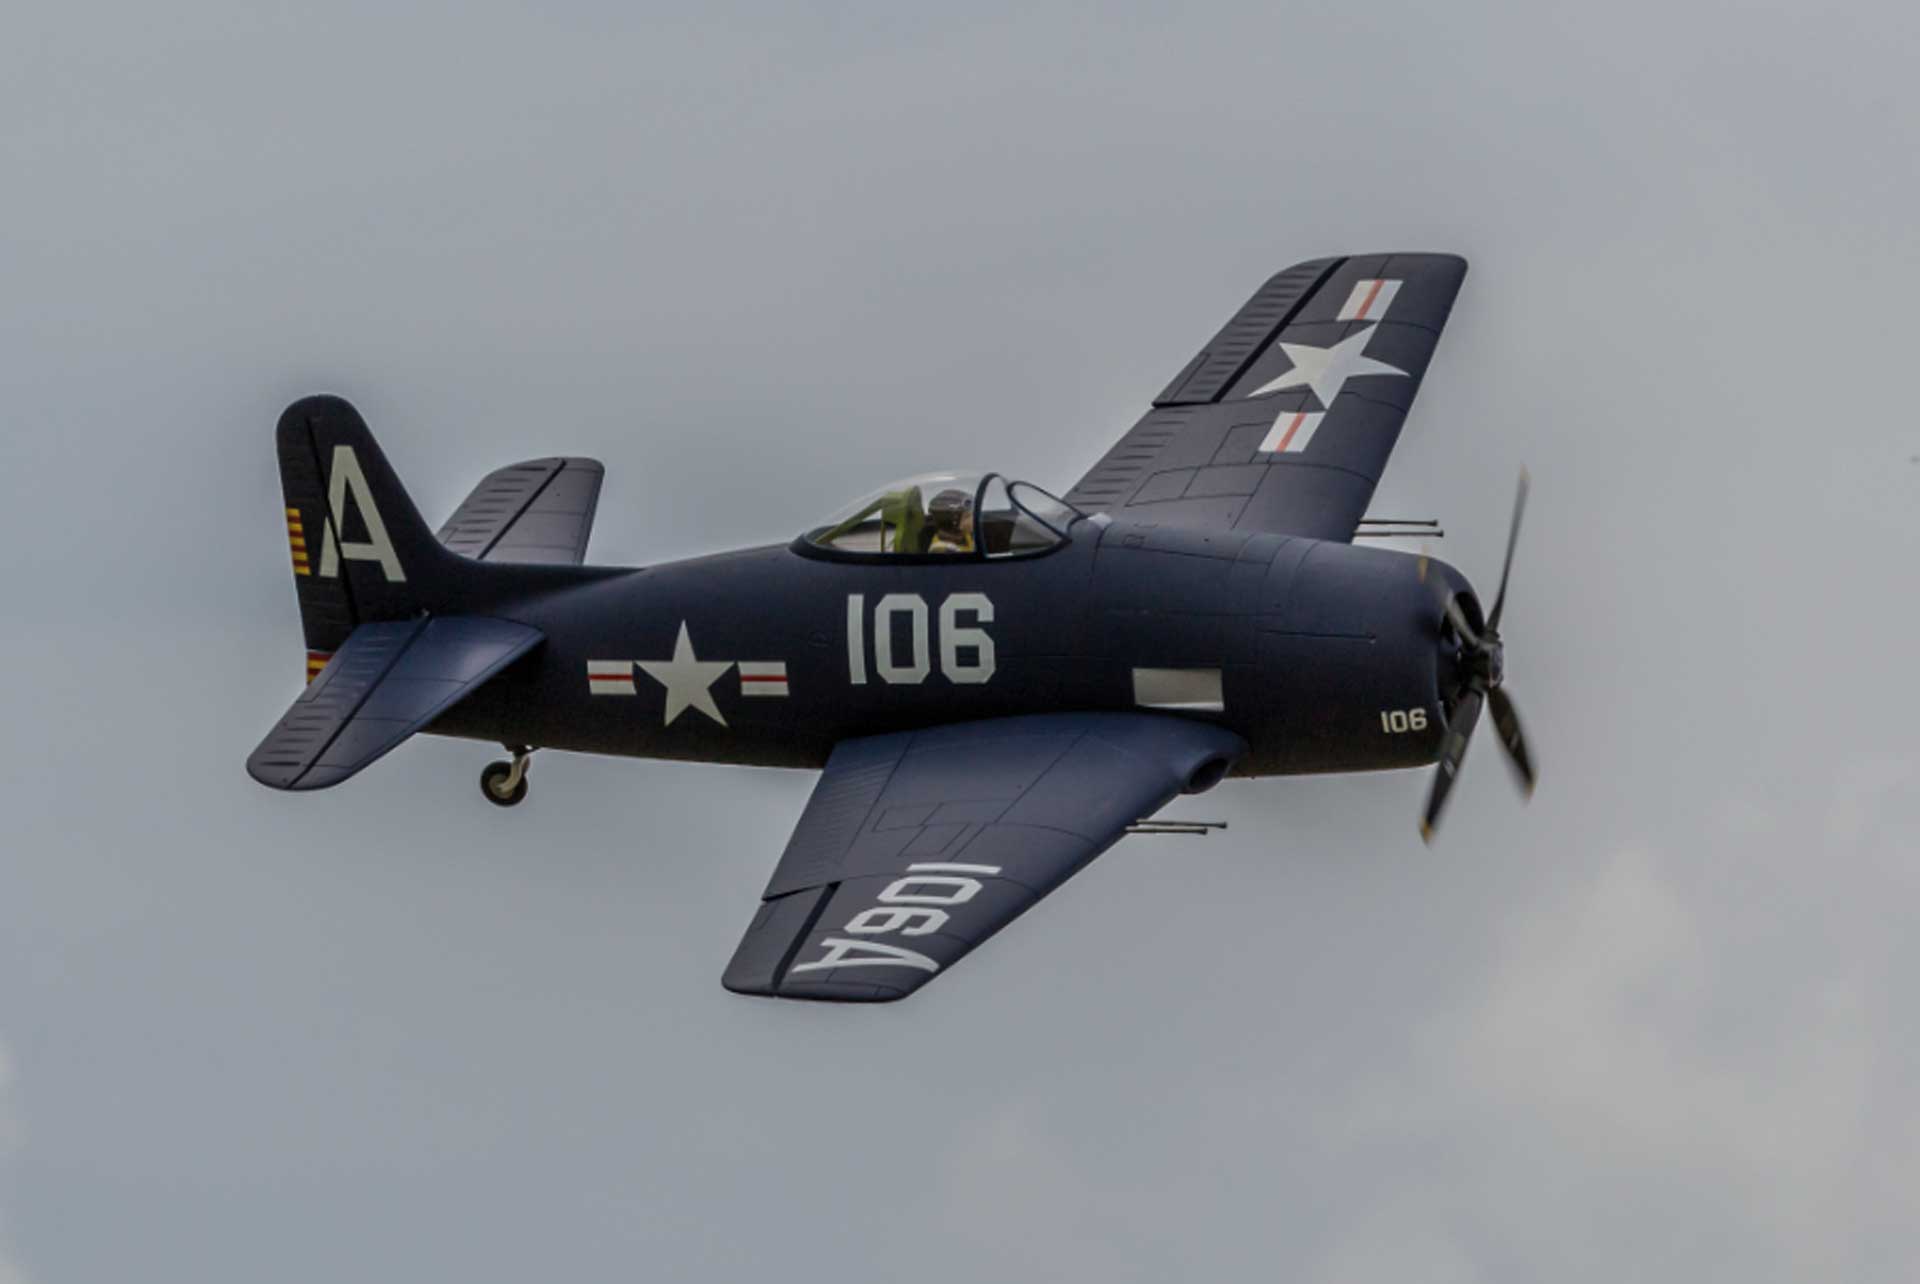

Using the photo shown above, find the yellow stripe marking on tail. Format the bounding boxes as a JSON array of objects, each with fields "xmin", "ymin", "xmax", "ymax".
[
  {"xmin": 288, "ymin": 509, "xmax": 312, "ymax": 573},
  {"xmin": 288, "ymin": 506, "xmax": 311, "ymax": 571}
]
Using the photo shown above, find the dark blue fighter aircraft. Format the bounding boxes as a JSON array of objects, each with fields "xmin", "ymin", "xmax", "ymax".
[{"xmin": 249, "ymin": 251, "xmax": 1535, "ymax": 1002}]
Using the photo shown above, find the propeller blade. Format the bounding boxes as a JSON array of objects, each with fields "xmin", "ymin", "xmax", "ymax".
[
  {"xmin": 1486, "ymin": 468, "xmax": 1529, "ymax": 632},
  {"xmin": 1420, "ymin": 684, "xmax": 1484, "ymax": 844},
  {"xmin": 1487, "ymin": 686, "xmax": 1536, "ymax": 798},
  {"xmin": 1442, "ymin": 593, "xmax": 1482, "ymax": 649}
]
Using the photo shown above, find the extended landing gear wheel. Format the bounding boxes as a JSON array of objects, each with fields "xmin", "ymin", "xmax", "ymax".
[{"xmin": 480, "ymin": 747, "xmax": 532, "ymax": 807}]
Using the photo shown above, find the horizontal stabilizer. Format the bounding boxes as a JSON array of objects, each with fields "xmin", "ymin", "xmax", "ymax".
[
  {"xmin": 438, "ymin": 457, "xmax": 604, "ymax": 564},
  {"xmin": 247, "ymin": 616, "xmax": 542, "ymax": 791}
]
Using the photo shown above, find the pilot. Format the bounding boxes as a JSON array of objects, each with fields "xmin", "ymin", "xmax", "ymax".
[{"xmin": 924, "ymin": 488, "xmax": 976, "ymax": 554}]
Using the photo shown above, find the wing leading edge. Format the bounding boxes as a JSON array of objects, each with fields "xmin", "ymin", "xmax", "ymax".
[
  {"xmin": 1065, "ymin": 252, "xmax": 1467, "ymax": 542},
  {"xmin": 724, "ymin": 713, "xmax": 1247, "ymax": 1003}
]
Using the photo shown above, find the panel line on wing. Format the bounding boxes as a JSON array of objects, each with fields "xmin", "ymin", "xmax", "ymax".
[{"xmin": 770, "ymin": 881, "xmax": 840, "ymax": 993}]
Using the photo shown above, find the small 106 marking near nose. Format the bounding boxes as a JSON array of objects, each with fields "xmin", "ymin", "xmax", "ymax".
[{"xmin": 1380, "ymin": 708, "xmax": 1429, "ymax": 734}]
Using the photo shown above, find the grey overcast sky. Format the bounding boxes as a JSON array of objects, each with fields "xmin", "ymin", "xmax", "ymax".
[{"xmin": 2, "ymin": 2, "xmax": 1917, "ymax": 1281}]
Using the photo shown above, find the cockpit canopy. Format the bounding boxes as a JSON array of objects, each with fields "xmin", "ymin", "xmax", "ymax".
[{"xmin": 802, "ymin": 473, "xmax": 1085, "ymax": 559}]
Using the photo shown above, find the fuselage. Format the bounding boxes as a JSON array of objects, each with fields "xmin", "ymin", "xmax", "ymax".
[{"xmin": 430, "ymin": 516, "xmax": 1473, "ymax": 778}]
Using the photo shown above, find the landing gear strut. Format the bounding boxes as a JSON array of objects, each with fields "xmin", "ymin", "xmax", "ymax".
[{"xmin": 480, "ymin": 746, "xmax": 534, "ymax": 807}]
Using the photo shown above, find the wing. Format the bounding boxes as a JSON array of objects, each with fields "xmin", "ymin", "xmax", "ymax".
[
  {"xmin": 723, "ymin": 713, "xmax": 1247, "ymax": 1003},
  {"xmin": 246, "ymin": 616, "xmax": 542, "ymax": 790},
  {"xmin": 437, "ymin": 457, "xmax": 604, "ymax": 564},
  {"xmin": 1064, "ymin": 253, "xmax": 1467, "ymax": 542}
]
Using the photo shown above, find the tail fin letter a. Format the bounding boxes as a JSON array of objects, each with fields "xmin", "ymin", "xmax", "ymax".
[
  {"xmin": 274, "ymin": 394, "xmax": 464, "ymax": 655},
  {"xmin": 317, "ymin": 444, "xmax": 406, "ymax": 582}
]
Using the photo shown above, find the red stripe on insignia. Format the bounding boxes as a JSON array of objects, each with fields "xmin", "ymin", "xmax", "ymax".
[
  {"xmin": 740, "ymin": 674, "xmax": 786, "ymax": 682},
  {"xmin": 1354, "ymin": 278, "xmax": 1384, "ymax": 320}
]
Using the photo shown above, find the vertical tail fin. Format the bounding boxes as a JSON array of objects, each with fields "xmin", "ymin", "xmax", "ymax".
[{"xmin": 276, "ymin": 396, "xmax": 461, "ymax": 664}]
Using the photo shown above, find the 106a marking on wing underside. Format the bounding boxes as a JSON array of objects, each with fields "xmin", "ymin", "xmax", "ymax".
[{"xmin": 788, "ymin": 862, "xmax": 1005, "ymax": 976}]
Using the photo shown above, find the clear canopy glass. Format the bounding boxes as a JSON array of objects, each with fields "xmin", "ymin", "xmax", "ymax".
[{"xmin": 804, "ymin": 473, "xmax": 1084, "ymax": 558}]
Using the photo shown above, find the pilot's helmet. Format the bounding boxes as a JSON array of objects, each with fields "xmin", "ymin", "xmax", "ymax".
[{"xmin": 927, "ymin": 487, "xmax": 974, "ymax": 530}]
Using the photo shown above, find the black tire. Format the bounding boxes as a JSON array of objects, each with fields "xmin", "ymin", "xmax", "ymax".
[{"xmin": 480, "ymin": 760, "xmax": 528, "ymax": 807}]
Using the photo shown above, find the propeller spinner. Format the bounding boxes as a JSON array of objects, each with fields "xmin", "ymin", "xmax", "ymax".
[{"xmin": 1420, "ymin": 471, "xmax": 1537, "ymax": 843}]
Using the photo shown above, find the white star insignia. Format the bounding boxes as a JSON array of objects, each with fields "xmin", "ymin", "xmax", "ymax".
[
  {"xmin": 1247, "ymin": 325, "xmax": 1406, "ymax": 407},
  {"xmin": 638, "ymin": 623, "xmax": 734, "ymax": 727}
]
